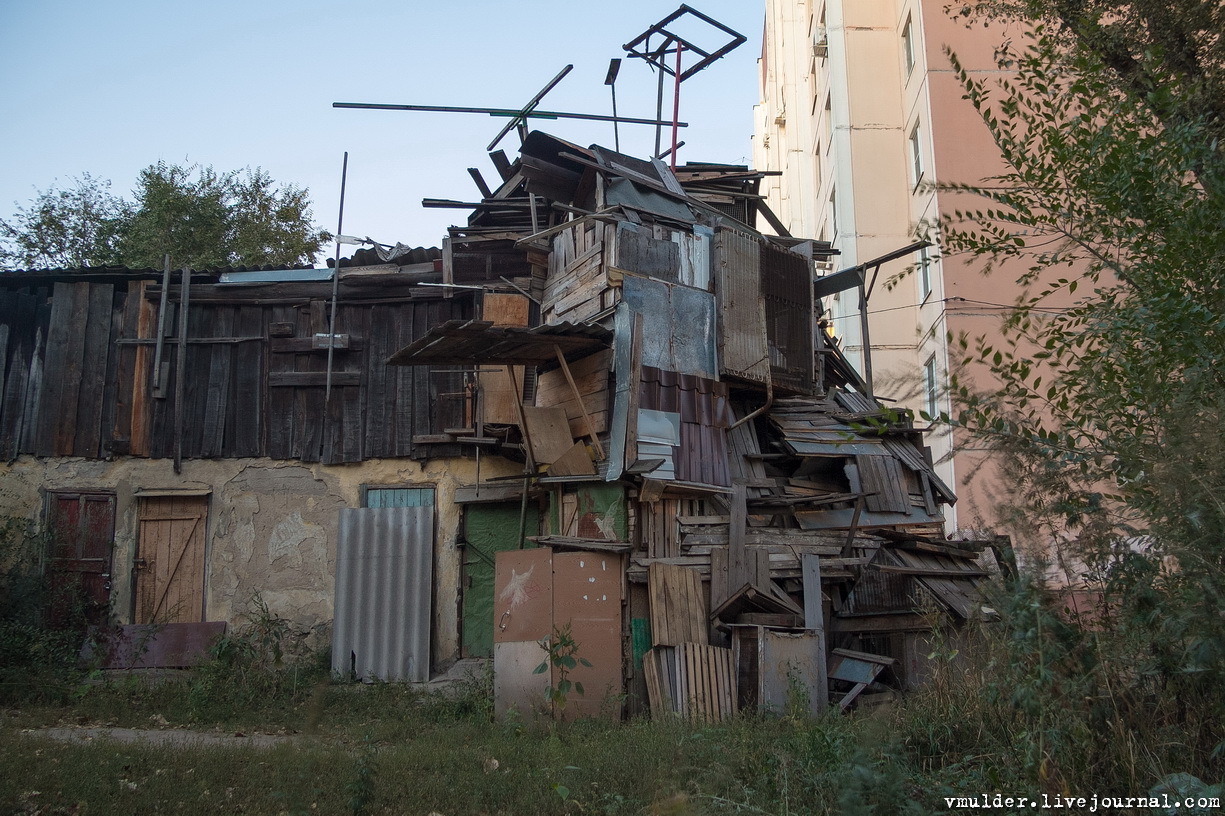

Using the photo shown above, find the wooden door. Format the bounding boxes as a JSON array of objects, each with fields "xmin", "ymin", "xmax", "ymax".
[
  {"xmin": 135, "ymin": 495, "xmax": 208, "ymax": 624},
  {"xmin": 46, "ymin": 492, "xmax": 115, "ymax": 625}
]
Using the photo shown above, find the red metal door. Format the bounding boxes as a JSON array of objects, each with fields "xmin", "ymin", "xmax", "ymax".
[{"xmin": 46, "ymin": 492, "xmax": 115, "ymax": 625}]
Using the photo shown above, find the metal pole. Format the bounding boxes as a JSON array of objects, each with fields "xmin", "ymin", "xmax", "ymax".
[
  {"xmin": 152, "ymin": 254, "xmax": 171, "ymax": 396},
  {"xmin": 858, "ymin": 280, "xmax": 873, "ymax": 398},
  {"xmin": 610, "ymin": 84, "xmax": 620, "ymax": 152},
  {"xmin": 670, "ymin": 42, "xmax": 683, "ymax": 171},
  {"xmin": 173, "ymin": 267, "xmax": 191, "ymax": 475},
  {"xmin": 654, "ymin": 57, "xmax": 667, "ymax": 159},
  {"xmin": 326, "ymin": 152, "xmax": 349, "ymax": 403}
]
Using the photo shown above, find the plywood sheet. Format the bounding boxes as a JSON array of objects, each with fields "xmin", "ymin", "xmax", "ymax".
[
  {"xmin": 493, "ymin": 548, "xmax": 553, "ymax": 643},
  {"xmin": 522, "ymin": 404, "xmax": 575, "ymax": 465},
  {"xmin": 552, "ymin": 551, "xmax": 623, "ymax": 720}
]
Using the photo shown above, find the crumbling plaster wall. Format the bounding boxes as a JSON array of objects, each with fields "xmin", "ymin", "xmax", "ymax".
[{"xmin": 0, "ymin": 453, "xmax": 522, "ymax": 668}]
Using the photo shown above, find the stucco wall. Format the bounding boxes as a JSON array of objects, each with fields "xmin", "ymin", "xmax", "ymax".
[{"xmin": 0, "ymin": 453, "xmax": 523, "ymax": 671}]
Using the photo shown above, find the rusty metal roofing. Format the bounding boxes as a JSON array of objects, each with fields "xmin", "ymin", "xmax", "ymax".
[
  {"xmin": 639, "ymin": 365, "xmax": 731, "ymax": 487},
  {"xmin": 386, "ymin": 318, "xmax": 612, "ymax": 367}
]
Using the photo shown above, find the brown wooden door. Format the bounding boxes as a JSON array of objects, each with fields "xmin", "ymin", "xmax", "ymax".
[
  {"xmin": 46, "ymin": 492, "xmax": 115, "ymax": 625},
  {"xmin": 135, "ymin": 495, "xmax": 208, "ymax": 624}
]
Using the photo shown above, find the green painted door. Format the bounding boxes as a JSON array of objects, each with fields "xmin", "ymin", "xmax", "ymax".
[{"xmin": 462, "ymin": 502, "xmax": 539, "ymax": 658}]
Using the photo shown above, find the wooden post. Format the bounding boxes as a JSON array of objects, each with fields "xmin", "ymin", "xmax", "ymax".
[{"xmin": 173, "ymin": 268, "xmax": 190, "ymax": 475}]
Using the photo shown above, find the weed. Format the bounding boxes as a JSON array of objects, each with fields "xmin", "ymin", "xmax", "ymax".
[{"xmin": 535, "ymin": 623, "xmax": 592, "ymax": 714}]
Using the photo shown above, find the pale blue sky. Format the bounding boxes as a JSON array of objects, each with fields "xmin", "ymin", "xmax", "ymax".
[{"xmin": 0, "ymin": 0, "xmax": 763, "ymax": 260}]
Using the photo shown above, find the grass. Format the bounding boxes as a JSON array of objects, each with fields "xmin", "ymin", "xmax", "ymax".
[{"xmin": 3, "ymin": 581, "xmax": 1224, "ymax": 814}]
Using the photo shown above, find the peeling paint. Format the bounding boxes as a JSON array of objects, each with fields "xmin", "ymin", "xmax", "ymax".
[{"xmin": 0, "ymin": 452, "xmax": 525, "ymax": 670}]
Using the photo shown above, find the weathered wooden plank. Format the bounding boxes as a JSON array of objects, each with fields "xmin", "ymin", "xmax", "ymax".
[
  {"xmin": 294, "ymin": 304, "xmax": 325, "ymax": 462},
  {"xmin": 228, "ymin": 306, "xmax": 264, "ymax": 457},
  {"xmin": 269, "ymin": 370, "xmax": 362, "ymax": 388},
  {"xmin": 71, "ymin": 283, "xmax": 115, "ymax": 457},
  {"xmin": 266, "ymin": 305, "xmax": 296, "ymax": 459},
  {"xmin": 198, "ymin": 307, "xmax": 234, "ymax": 458},
  {"xmin": 38, "ymin": 282, "xmax": 90, "ymax": 456}
]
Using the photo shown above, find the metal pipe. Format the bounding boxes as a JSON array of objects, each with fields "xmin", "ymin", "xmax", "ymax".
[
  {"xmin": 670, "ymin": 42, "xmax": 683, "ymax": 171},
  {"xmin": 729, "ymin": 375, "xmax": 774, "ymax": 430},
  {"xmin": 152, "ymin": 254, "xmax": 171, "ymax": 396},
  {"xmin": 326, "ymin": 152, "xmax": 349, "ymax": 403},
  {"xmin": 332, "ymin": 101, "xmax": 687, "ymax": 128}
]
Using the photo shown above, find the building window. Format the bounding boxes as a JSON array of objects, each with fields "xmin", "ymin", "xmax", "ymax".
[
  {"xmin": 362, "ymin": 486, "xmax": 435, "ymax": 508},
  {"xmin": 918, "ymin": 244, "xmax": 933, "ymax": 301},
  {"xmin": 908, "ymin": 124, "xmax": 924, "ymax": 188},
  {"xmin": 902, "ymin": 15, "xmax": 916, "ymax": 77},
  {"xmin": 823, "ymin": 94, "xmax": 832, "ymax": 145},
  {"xmin": 924, "ymin": 355, "xmax": 940, "ymax": 420},
  {"xmin": 829, "ymin": 187, "xmax": 838, "ymax": 237}
]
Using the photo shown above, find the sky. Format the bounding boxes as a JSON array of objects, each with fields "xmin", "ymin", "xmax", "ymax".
[{"xmin": 0, "ymin": 0, "xmax": 764, "ymax": 261}]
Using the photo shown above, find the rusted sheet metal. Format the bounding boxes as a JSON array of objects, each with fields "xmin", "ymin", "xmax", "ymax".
[
  {"xmin": 85, "ymin": 622, "xmax": 226, "ymax": 669},
  {"xmin": 713, "ymin": 228, "xmax": 769, "ymax": 384},
  {"xmin": 760, "ymin": 241, "xmax": 814, "ymax": 393},
  {"xmin": 332, "ymin": 506, "xmax": 433, "ymax": 683},
  {"xmin": 638, "ymin": 365, "xmax": 732, "ymax": 486},
  {"xmin": 617, "ymin": 275, "xmax": 716, "ymax": 378}
]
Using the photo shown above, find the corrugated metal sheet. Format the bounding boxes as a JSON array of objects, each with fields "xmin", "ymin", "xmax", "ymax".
[
  {"xmin": 760, "ymin": 241, "xmax": 814, "ymax": 393},
  {"xmin": 713, "ymin": 228, "xmax": 769, "ymax": 384},
  {"xmin": 332, "ymin": 506, "xmax": 434, "ymax": 682}
]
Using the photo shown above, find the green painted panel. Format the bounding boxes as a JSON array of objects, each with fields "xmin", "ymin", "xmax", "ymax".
[
  {"xmin": 548, "ymin": 483, "xmax": 628, "ymax": 539},
  {"xmin": 365, "ymin": 487, "xmax": 434, "ymax": 508},
  {"xmin": 461, "ymin": 502, "xmax": 540, "ymax": 658},
  {"xmin": 631, "ymin": 618, "xmax": 652, "ymax": 672}
]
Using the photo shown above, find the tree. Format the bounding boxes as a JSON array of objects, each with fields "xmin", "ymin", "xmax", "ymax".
[
  {"xmin": 935, "ymin": 8, "xmax": 1225, "ymax": 767},
  {"xmin": 119, "ymin": 163, "xmax": 330, "ymax": 270},
  {"xmin": 0, "ymin": 174, "xmax": 130, "ymax": 269},
  {"xmin": 0, "ymin": 163, "xmax": 330, "ymax": 271}
]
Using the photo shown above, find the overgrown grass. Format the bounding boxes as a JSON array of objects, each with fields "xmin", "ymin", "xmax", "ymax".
[{"xmin": 4, "ymin": 555, "xmax": 1223, "ymax": 814}]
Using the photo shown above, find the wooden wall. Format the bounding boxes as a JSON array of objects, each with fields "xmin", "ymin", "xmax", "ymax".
[{"xmin": 0, "ymin": 277, "xmax": 472, "ymax": 465}]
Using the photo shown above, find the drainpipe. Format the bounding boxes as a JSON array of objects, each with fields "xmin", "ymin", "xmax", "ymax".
[{"xmin": 729, "ymin": 376, "xmax": 774, "ymax": 430}]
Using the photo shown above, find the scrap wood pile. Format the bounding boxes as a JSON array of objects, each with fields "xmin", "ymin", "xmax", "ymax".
[{"xmin": 392, "ymin": 128, "xmax": 1001, "ymax": 719}]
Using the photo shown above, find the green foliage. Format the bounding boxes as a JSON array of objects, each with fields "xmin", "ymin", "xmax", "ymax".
[
  {"xmin": 0, "ymin": 517, "xmax": 94, "ymax": 705},
  {"xmin": 0, "ymin": 163, "xmax": 329, "ymax": 271},
  {"xmin": 934, "ymin": 5, "xmax": 1225, "ymax": 745},
  {"xmin": 120, "ymin": 162, "xmax": 330, "ymax": 269},
  {"xmin": 0, "ymin": 174, "xmax": 129, "ymax": 269},
  {"xmin": 535, "ymin": 623, "xmax": 593, "ymax": 713}
]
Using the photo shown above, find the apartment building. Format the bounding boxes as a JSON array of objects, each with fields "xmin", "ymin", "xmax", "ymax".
[{"xmin": 754, "ymin": 0, "xmax": 1027, "ymax": 535}]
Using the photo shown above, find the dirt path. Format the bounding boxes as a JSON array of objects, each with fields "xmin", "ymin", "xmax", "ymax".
[{"xmin": 20, "ymin": 726, "xmax": 299, "ymax": 749}]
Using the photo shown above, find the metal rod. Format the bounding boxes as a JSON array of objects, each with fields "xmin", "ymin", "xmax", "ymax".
[
  {"xmin": 654, "ymin": 59, "xmax": 667, "ymax": 158},
  {"xmin": 332, "ymin": 102, "xmax": 687, "ymax": 128},
  {"xmin": 326, "ymin": 152, "xmax": 349, "ymax": 403},
  {"xmin": 152, "ymin": 254, "xmax": 171, "ymax": 394},
  {"xmin": 487, "ymin": 64, "xmax": 573, "ymax": 152},
  {"xmin": 610, "ymin": 84, "xmax": 620, "ymax": 151},
  {"xmin": 173, "ymin": 266, "xmax": 190, "ymax": 475},
  {"xmin": 858, "ymin": 281, "xmax": 873, "ymax": 398},
  {"xmin": 671, "ymin": 42, "xmax": 683, "ymax": 171}
]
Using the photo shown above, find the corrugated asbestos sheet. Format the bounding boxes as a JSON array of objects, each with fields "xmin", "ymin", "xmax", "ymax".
[
  {"xmin": 713, "ymin": 228, "xmax": 769, "ymax": 384},
  {"xmin": 332, "ymin": 506, "xmax": 434, "ymax": 683}
]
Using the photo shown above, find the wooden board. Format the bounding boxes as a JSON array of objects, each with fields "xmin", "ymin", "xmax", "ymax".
[
  {"xmin": 648, "ymin": 562, "xmax": 708, "ymax": 647},
  {"xmin": 535, "ymin": 348, "xmax": 611, "ymax": 437},
  {"xmin": 521, "ymin": 404, "xmax": 575, "ymax": 465},
  {"xmin": 547, "ymin": 441, "xmax": 596, "ymax": 477}
]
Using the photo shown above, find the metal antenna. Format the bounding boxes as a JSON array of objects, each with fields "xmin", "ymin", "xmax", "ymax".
[
  {"xmin": 605, "ymin": 58, "xmax": 622, "ymax": 151},
  {"xmin": 622, "ymin": 4, "xmax": 746, "ymax": 169}
]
